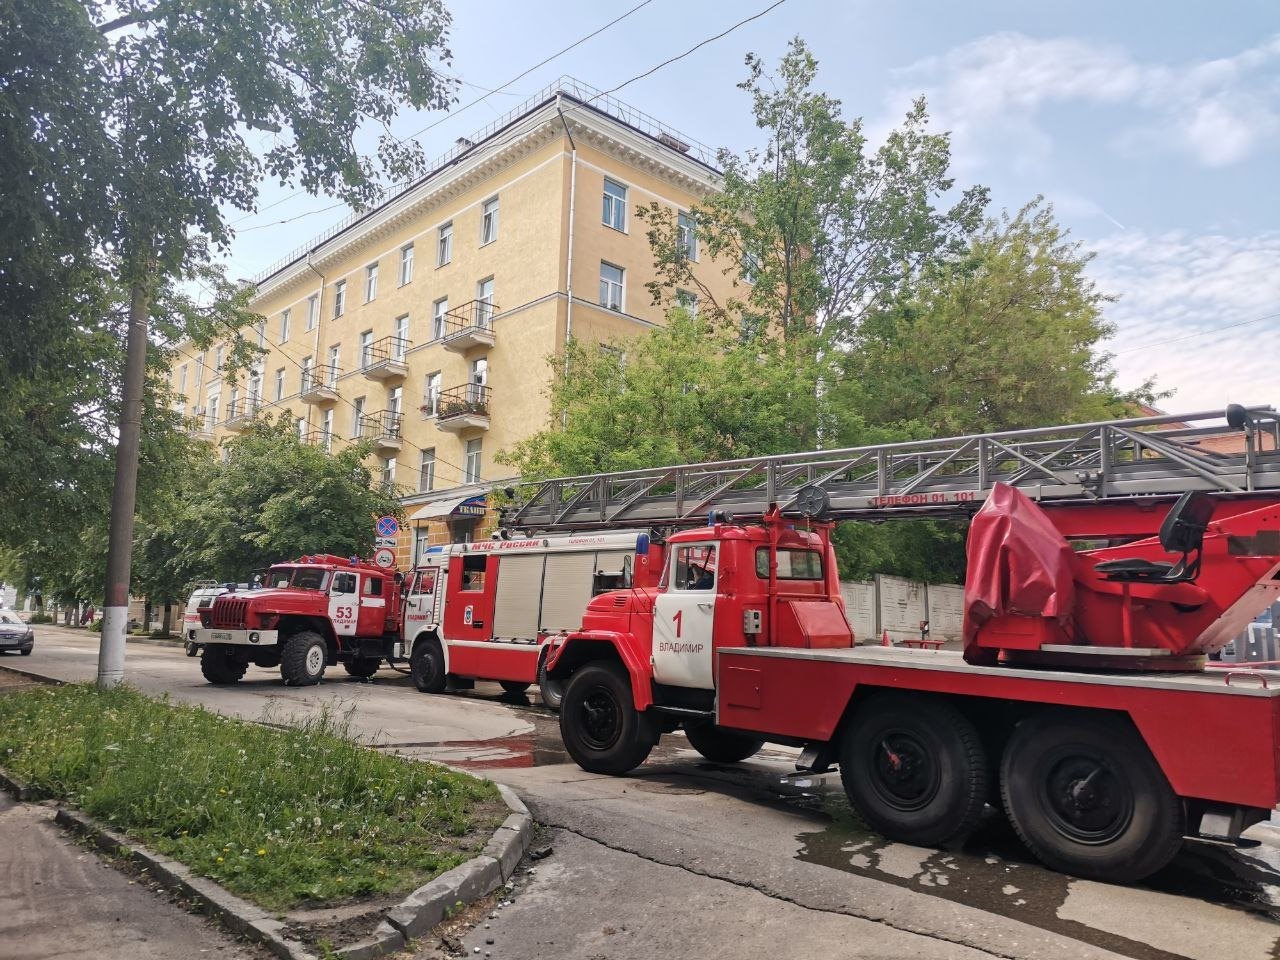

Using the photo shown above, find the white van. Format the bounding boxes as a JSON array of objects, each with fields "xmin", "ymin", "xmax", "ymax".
[{"xmin": 182, "ymin": 582, "xmax": 232, "ymax": 656}]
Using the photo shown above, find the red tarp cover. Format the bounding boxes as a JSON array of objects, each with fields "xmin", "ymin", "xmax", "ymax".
[{"xmin": 963, "ymin": 483, "xmax": 1076, "ymax": 645}]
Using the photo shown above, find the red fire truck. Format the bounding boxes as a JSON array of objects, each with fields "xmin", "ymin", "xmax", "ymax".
[
  {"xmin": 192, "ymin": 534, "xmax": 657, "ymax": 697},
  {"xmin": 506, "ymin": 405, "xmax": 1280, "ymax": 882}
]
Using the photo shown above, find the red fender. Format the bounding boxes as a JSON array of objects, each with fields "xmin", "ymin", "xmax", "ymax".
[{"xmin": 545, "ymin": 630, "xmax": 654, "ymax": 711}]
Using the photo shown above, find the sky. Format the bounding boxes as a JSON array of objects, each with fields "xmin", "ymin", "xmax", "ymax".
[{"xmin": 220, "ymin": 0, "xmax": 1280, "ymax": 418}]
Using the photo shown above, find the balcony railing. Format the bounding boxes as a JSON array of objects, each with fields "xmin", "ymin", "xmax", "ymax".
[
  {"xmin": 224, "ymin": 397, "xmax": 260, "ymax": 430},
  {"xmin": 300, "ymin": 429, "xmax": 335, "ymax": 452},
  {"xmin": 439, "ymin": 299, "xmax": 497, "ymax": 352},
  {"xmin": 435, "ymin": 383, "xmax": 491, "ymax": 432},
  {"xmin": 300, "ymin": 364, "xmax": 341, "ymax": 403},
  {"xmin": 361, "ymin": 336, "xmax": 410, "ymax": 381},
  {"xmin": 361, "ymin": 409, "xmax": 404, "ymax": 450}
]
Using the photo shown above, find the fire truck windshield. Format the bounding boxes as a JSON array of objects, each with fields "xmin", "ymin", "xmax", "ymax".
[{"xmin": 265, "ymin": 566, "xmax": 330, "ymax": 591}]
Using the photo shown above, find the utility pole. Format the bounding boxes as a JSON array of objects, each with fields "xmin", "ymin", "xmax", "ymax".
[{"xmin": 98, "ymin": 278, "xmax": 150, "ymax": 688}]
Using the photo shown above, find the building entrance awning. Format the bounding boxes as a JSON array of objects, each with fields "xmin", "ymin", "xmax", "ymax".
[{"xmin": 409, "ymin": 494, "xmax": 488, "ymax": 522}]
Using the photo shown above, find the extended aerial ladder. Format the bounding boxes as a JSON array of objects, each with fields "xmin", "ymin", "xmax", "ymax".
[{"xmin": 504, "ymin": 405, "xmax": 1280, "ymax": 532}]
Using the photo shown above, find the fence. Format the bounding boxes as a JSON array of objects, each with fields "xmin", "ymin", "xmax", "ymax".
[{"xmin": 840, "ymin": 575, "xmax": 965, "ymax": 647}]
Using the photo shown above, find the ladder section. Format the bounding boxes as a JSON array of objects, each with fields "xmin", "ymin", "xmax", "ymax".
[{"xmin": 504, "ymin": 407, "xmax": 1280, "ymax": 531}]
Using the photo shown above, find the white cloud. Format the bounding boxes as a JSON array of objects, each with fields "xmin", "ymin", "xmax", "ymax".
[
  {"xmin": 1087, "ymin": 229, "xmax": 1280, "ymax": 411},
  {"xmin": 880, "ymin": 32, "xmax": 1280, "ymax": 170}
]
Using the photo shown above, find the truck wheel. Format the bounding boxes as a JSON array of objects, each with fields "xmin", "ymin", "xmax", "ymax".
[
  {"xmin": 280, "ymin": 631, "xmax": 327, "ymax": 686},
  {"xmin": 685, "ymin": 722, "xmax": 764, "ymax": 763},
  {"xmin": 343, "ymin": 657, "xmax": 380, "ymax": 679},
  {"xmin": 537, "ymin": 654, "xmax": 564, "ymax": 713},
  {"xmin": 840, "ymin": 693, "xmax": 988, "ymax": 846},
  {"xmin": 200, "ymin": 646, "xmax": 247, "ymax": 685},
  {"xmin": 410, "ymin": 637, "xmax": 446, "ymax": 693},
  {"xmin": 1001, "ymin": 712, "xmax": 1184, "ymax": 883},
  {"xmin": 560, "ymin": 662, "xmax": 655, "ymax": 775},
  {"xmin": 499, "ymin": 680, "xmax": 530, "ymax": 695}
]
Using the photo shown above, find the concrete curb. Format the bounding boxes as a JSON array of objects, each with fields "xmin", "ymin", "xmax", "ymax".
[
  {"xmin": 0, "ymin": 763, "xmax": 533, "ymax": 960},
  {"xmin": 336, "ymin": 782, "xmax": 533, "ymax": 960}
]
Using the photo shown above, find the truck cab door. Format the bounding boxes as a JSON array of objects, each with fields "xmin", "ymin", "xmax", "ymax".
[
  {"xmin": 652, "ymin": 542, "xmax": 718, "ymax": 689},
  {"xmin": 328, "ymin": 571, "xmax": 359, "ymax": 637},
  {"xmin": 357, "ymin": 575, "xmax": 388, "ymax": 636}
]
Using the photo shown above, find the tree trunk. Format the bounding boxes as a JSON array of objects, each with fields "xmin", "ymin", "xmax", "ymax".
[
  {"xmin": 160, "ymin": 602, "xmax": 172, "ymax": 637},
  {"xmin": 99, "ymin": 269, "xmax": 151, "ymax": 688}
]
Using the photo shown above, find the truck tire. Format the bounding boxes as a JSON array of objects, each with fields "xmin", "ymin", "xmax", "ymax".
[
  {"xmin": 343, "ymin": 657, "xmax": 380, "ymax": 679},
  {"xmin": 410, "ymin": 637, "xmax": 446, "ymax": 694},
  {"xmin": 280, "ymin": 630, "xmax": 327, "ymax": 686},
  {"xmin": 200, "ymin": 646, "xmax": 247, "ymax": 685},
  {"xmin": 560, "ymin": 661, "xmax": 655, "ymax": 775},
  {"xmin": 840, "ymin": 693, "xmax": 988, "ymax": 847},
  {"xmin": 499, "ymin": 680, "xmax": 530, "ymax": 695},
  {"xmin": 685, "ymin": 722, "xmax": 764, "ymax": 763},
  {"xmin": 1001, "ymin": 712, "xmax": 1184, "ymax": 883},
  {"xmin": 537, "ymin": 653, "xmax": 564, "ymax": 713}
]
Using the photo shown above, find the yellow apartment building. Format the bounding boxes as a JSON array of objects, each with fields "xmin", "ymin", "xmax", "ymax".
[{"xmin": 167, "ymin": 79, "xmax": 742, "ymax": 567}]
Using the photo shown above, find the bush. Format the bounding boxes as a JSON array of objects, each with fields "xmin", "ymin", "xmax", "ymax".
[
  {"xmin": 28, "ymin": 612, "xmax": 53, "ymax": 624},
  {"xmin": 88, "ymin": 619, "xmax": 103, "ymax": 633},
  {"xmin": 0, "ymin": 686, "xmax": 505, "ymax": 910}
]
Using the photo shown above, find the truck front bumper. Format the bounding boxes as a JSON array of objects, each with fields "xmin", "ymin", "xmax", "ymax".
[{"xmin": 193, "ymin": 627, "xmax": 280, "ymax": 648}]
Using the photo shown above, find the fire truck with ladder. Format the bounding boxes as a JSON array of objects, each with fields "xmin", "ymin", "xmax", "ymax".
[
  {"xmin": 503, "ymin": 405, "xmax": 1280, "ymax": 883},
  {"xmin": 192, "ymin": 533, "xmax": 658, "ymax": 692}
]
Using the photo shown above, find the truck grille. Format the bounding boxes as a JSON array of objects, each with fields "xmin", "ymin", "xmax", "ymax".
[{"xmin": 209, "ymin": 597, "xmax": 249, "ymax": 629}]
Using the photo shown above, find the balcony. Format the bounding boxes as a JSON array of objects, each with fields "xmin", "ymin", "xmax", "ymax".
[
  {"xmin": 361, "ymin": 336, "xmax": 410, "ymax": 382},
  {"xmin": 361, "ymin": 409, "xmax": 404, "ymax": 452},
  {"xmin": 300, "ymin": 364, "xmax": 341, "ymax": 404},
  {"xmin": 300, "ymin": 429, "xmax": 336, "ymax": 452},
  {"xmin": 439, "ymin": 299, "xmax": 497, "ymax": 353},
  {"xmin": 435, "ymin": 383, "xmax": 490, "ymax": 433},
  {"xmin": 223, "ymin": 397, "xmax": 260, "ymax": 431}
]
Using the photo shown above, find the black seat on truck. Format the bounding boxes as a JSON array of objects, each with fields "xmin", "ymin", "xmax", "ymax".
[{"xmin": 1094, "ymin": 491, "xmax": 1215, "ymax": 584}]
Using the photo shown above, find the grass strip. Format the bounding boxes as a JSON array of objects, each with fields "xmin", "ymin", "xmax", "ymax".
[{"xmin": 0, "ymin": 684, "xmax": 504, "ymax": 911}]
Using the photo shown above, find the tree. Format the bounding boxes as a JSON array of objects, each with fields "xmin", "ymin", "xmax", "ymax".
[
  {"xmin": 70, "ymin": 0, "xmax": 454, "ymax": 684},
  {"xmin": 637, "ymin": 37, "xmax": 987, "ymax": 342},
  {"xmin": 177, "ymin": 419, "xmax": 402, "ymax": 582},
  {"xmin": 499, "ymin": 312, "xmax": 832, "ymax": 481},
  {"xmin": 835, "ymin": 199, "xmax": 1155, "ymax": 438}
]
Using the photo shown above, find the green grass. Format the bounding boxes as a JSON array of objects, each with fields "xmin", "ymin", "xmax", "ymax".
[{"xmin": 0, "ymin": 685, "xmax": 504, "ymax": 911}]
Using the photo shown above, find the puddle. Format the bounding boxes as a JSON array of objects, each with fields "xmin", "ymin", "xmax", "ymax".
[{"xmin": 796, "ymin": 798, "xmax": 1280, "ymax": 960}]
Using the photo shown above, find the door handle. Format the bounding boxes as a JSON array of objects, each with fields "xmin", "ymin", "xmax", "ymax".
[{"xmin": 697, "ymin": 602, "xmax": 713, "ymax": 611}]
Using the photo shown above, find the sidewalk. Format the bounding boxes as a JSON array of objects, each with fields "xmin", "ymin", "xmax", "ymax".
[{"xmin": 0, "ymin": 673, "xmax": 265, "ymax": 960}]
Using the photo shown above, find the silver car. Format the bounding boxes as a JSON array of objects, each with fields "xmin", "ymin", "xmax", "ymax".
[{"xmin": 0, "ymin": 610, "xmax": 33, "ymax": 656}]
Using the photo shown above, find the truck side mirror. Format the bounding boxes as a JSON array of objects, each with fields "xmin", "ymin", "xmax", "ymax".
[{"xmin": 623, "ymin": 555, "xmax": 633, "ymax": 588}]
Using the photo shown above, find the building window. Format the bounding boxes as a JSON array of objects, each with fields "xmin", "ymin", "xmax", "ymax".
[
  {"xmin": 598, "ymin": 343, "xmax": 626, "ymax": 368},
  {"xmin": 321, "ymin": 408, "xmax": 333, "ymax": 452},
  {"xmin": 178, "ymin": 365, "xmax": 188, "ymax": 393},
  {"xmin": 464, "ymin": 437, "xmax": 482, "ymax": 484},
  {"xmin": 394, "ymin": 315, "xmax": 409, "ymax": 359},
  {"xmin": 480, "ymin": 197, "xmax": 499, "ymax": 245},
  {"xmin": 214, "ymin": 345, "xmax": 225, "ymax": 373},
  {"xmin": 437, "ymin": 221, "xmax": 452, "ymax": 266},
  {"xmin": 399, "ymin": 244, "xmax": 414, "ymax": 286},
  {"xmin": 280, "ymin": 308, "xmax": 290, "ymax": 342},
  {"xmin": 476, "ymin": 277, "xmax": 494, "ymax": 327},
  {"xmin": 382, "ymin": 456, "xmax": 397, "ymax": 488},
  {"xmin": 388, "ymin": 384, "xmax": 402, "ymax": 417},
  {"xmin": 677, "ymin": 211, "xmax": 697, "ymax": 261},
  {"xmin": 742, "ymin": 251, "xmax": 760, "ymax": 285},
  {"xmin": 599, "ymin": 262, "xmax": 624, "ymax": 311},
  {"xmin": 301, "ymin": 355, "xmax": 314, "ymax": 391},
  {"xmin": 359, "ymin": 330, "xmax": 373, "ymax": 368},
  {"xmin": 327, "ymin": 344, "xmax": 340, "ymax": 386},
  {"xmin": 423, "ymin": 371, "xmax": 441, "ymax": 417},
  {"xmin": 352, "ymin": 396, "xmax": 365, "ymax": 438},
  {"xmin": 364, "ymin": 263, "xmax": 378, "ymax": 303},
  {"xmin": 419, "ymin": 448, "xmax": 436, "ymax": 493},
  {"xmin": 676, "ymin": 288, "xmax": 698, "ymax": 315},
  {"xmin": 207, "ymin": 395, "xmax": 220, "ymax": 429},
  {"xmin": 602, "ymin": 178, "xmax": 627, "ymax": 231},
  {"xmin": 295, "ymin": 416, "xmax": 306, "ymax": 439},
  {"xmin": 274, "ymin": 368, "xmax": 285, "ymax": 402},
  {"xmin": 306, "ymin": 295, "xmax": 319, "ymax": 330},
  {"xmin": 195, "ymin": 355, "xmax": 205, "ymax": 389},
  {"xmin": 255, "ymin": 320, "xmax": 265, "ymax": 348},
  {"xmin": 333, "ymin": 280, "xmax": 347, "ymax": 318},
  {"xmin": 432, "ymin": 297, "xmax": 449, "ymax": 340}
]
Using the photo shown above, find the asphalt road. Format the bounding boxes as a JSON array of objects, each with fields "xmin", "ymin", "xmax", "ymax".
[{"xmin": 7, "ymin": 626, "xmax": 1280, "ymax": 960}]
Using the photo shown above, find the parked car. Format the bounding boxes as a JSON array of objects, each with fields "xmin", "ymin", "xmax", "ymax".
[{"xmin": 0, "ymin": 610, "xmax": 34, "ymax": 656}]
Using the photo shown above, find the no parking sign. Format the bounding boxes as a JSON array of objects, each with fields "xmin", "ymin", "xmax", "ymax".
[{"xmin": 375, "ymin": 515, "xmax": 399, "ymax": 538}]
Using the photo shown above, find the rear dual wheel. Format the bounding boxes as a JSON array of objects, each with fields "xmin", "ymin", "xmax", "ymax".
[
  {"xmin": 684, "ymin": 722, "xmax": 764, "ymax": 764},
  {"xmin": 1001, "ymin": 713, "xmax": 1184, "ymax": 883}
]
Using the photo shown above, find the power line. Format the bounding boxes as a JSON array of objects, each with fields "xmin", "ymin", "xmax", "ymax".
[
  {"xmin": 1113, "ymin": 310, "xmax": 1280, "ymax": 355},
  {"xmin": 231, "ymin": 0, "xmax": 656, "ymax": 231}
]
